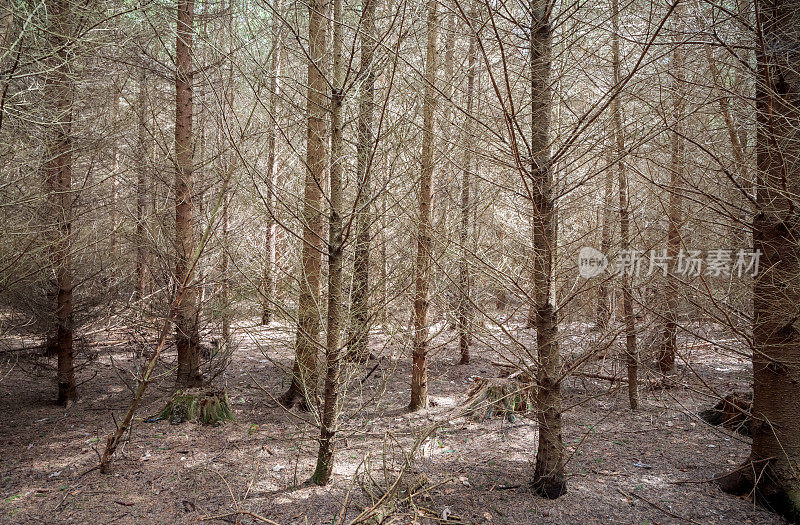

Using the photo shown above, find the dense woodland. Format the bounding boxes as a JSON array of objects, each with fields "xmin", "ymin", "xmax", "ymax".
[{"xmin": 0, "ymin": 0, "xmax": 798, "ymax": 522}]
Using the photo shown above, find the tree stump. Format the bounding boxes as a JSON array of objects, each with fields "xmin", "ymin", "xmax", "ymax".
[
  {"xmin": 699, "ymin": 391, "xmax": 752, "ymax": 436},
  {"xmin": 463, "ymin": 374, "xmax": 534, "ymax": 422},
  {"xmin": 155, "ymin": 389, "xmax": 234, "ymax": 426}
]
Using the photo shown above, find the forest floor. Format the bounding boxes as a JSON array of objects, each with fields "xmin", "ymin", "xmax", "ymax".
[{"xmin": 0, "ymin": 316, "xmax": 785, "ymax": 524}]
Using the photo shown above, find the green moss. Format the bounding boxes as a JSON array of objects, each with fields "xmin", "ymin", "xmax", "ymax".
[{"xmin": 154, "ymin": 390, "xmax": 234, "ymax": 426}]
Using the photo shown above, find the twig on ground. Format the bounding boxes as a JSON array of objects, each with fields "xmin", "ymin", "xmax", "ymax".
[
  {"xmin": 199, "ymin": 510, "xmax": 280, "ymax": 524},
  {"xmin": 617, "ymin": 488, "xmax": 701, "ymax": 524}
]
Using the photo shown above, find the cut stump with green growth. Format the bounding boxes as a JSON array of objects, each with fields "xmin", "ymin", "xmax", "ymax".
[
  {"xmin": 463, "ymin": 373, "xmax": 534, "ymax": 422},
  {"xmin": 154, "ymin": 389, "xmax": 234, "ymax": 426}
]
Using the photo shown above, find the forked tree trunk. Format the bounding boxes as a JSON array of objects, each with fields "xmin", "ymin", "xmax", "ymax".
[
  {"xmin": 281, "ymin": 0, "xmax": 328, "ymax": 408},
  {"xmin": 530, "ymin": 0, "xmax": 565, "ymax": 499},
  {"xmin": 659, "ymin": 10, "xmax": 685, "ymax": 375},
  {"xmin": 409, "ymin": 0, "xmax": 438, "ymax": 411},
  {"xmin": 44, "ymin": 0, "xmax": 77, "ymax": 405},
  {"xmin": 457, "ymin": 12, "xmax": 477, "ymax": 365},
  {"xmin": 261, "ymin": 9, "xmax": 282, "ymax": 326},
  {"xmin": 135, "ymin": 66, "xmax": 149, "ymax": 300},
  {"xmin": 312, "ymin": 0, "xmax": 345, "ymax": 484},
  {"xmin": 719, "ymin": 1, "xmax": 800, "ymax": 520},
  {"xmin": 610, "ymin": 0, "xmax": 638, "ymax": 410},
  {"xmin": 174, "ymin": 0, "xmax": 202, "ymax": 387},
  {"xmin": 347, "ymin": 0, "xmax": 377, "ymax": 360}
]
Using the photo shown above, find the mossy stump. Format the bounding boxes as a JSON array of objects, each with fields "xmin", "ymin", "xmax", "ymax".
[
  {"xmin": 155, "ymin": 389, "xmax": 234, "ymax": 426},
  {"xmin": 463, "ymin": 375, "xmax": 534, "ymax": 422}
]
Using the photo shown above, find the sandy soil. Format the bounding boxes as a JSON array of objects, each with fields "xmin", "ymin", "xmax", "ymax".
[{"xmin": 0, "ymin": 318, "xmax": 785, "ymax": 524}]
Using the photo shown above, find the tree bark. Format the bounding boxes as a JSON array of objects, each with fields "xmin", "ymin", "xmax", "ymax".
[
  {"xmin": 219, "ymin": 0, "xmax": 235, "ymax": 342},
  {"xmin": 659, "ymin": 11, "xmax": 685, "ymax": 375},
  {"xmin": 596, "ymin": 152, "xmax": 614, "ymax": 330},
  {"xmin": 457, "ymin": 11, "xmax": 477, "ymax": 365},
  {"xmin": 705, "ymin": 44, "xmax": 751, "ymax": 242},
  {"xmin": 379, "ymin": 177, "xmax": 389, "ymax": 327},
  {"xmin": 109, "ymin": 92, "xmax": 120, "ymax": 258},
  {"xmin": 719, "ymin": 1, "xmax": 800, "ymax": 520},
  {"xmin": 409, "ymin": 0, "xmax": 438, "ymax": 411},
  {"xmin": 312, "ymin": 0, "xmax": 345, "ymax": 484},
  {"xmin": 281, "ymin": 0, "xmax": 328, "ymax": 408},
  {"xmin": 135, "ymin": 66, "xmax": 149, "ymax": 301},
  {"xmin": 43, "ymin": 0, "xmax": 77, "ymax": 405},
  {"xmin": 261, "ymin": 9, "xmax": 282, "ymax": 326},
  {"xmin": 610, "ymin": 0, "xmax": 638, "ymax": 410},
  {"xmin": 346, "ymin": 0, "xmax": 377, "ymax": 360},
  {"xmin": 174, "ymin": 0, "xmax": 202, "ymax": 387},
  {"xmin": 530, "ymin": 0, "xmax": 565, "ymax": 498}
]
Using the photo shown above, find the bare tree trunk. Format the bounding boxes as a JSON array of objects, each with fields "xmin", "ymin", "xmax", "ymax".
[
  {"xmin": 596, "ymin": 156, "xmax": 613, "ymax": 330},
  {"xmin": 610, "ymin": 0, "xmax": 638, "ymax": 410},
  {"xmin": 409, "ymin": 0, "xmax": 438, "ymax": 412},
  {"xmin": 347, "ymin": 0, "xmax": 377, "ymax": 360},
  {"xmin": 530, "ymin": 0, "xmax": 565, "ymax": 498},
  {"xmin": 719, "ymin": 1, "xmax": 800, "ymax": 519},
  {"xmin": 43, "ymin": 0, "xmax": 77, "ymax": 405},
  {"xmin": 195, "ymin": 2, "xmax": 208, "ymax": 318},
  {"xmin": 261, "ymin": 9, "xmax": 282, "ymax": 326},
  {"xmin": 174, "ymin": 0, "xmax": 201, "ymax": 387},
  {"xmin": 457, "ymin": 12, "xmax": 477, "ymax": 365},
  {"xmin": 281, "ymin": 0, "xmax": 328, "ymax": 408},
  {"xmin": 219, "ymin": 0, "xmax": 235, "ymax": 342},
  {"xmin": 659, "ymin": 21, "xmax": 685, "ymax": 375},
  {"xmin": 220, "ymin": 192, "xmax": 230, "ymax": 339},
  {"xmin": 135, "ymin": 66, "xmax": 149, "ymax": 300},
  {"xmin": 437, "ymin": 10, "xmax": 455, "ymax": 247},
  {"xmin": 379, "ymin": 180, "xmax": 388, "ymax": 327},
  {"xmin": 313, "ymin": 0, "xmax": 345, "ymax": 483},
  {"xmin": 109, "ymin": 92, "xmax": 119, "ymax": 259},
  {"xmin": 705, "ymin": 45, "xmax": 750, "ymax": 241}
]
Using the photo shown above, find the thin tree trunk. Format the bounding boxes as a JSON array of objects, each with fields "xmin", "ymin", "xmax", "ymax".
[
  {"xmin": 379, "ymin": 179, "xmax": 388, "ymax": 327},
  {"xmin": 610, "ymin": 0, "xmax": 637, "ymax": 410},
  {"xmin": 220, "ymin": 192, "xmax": 230, "ymax": 339},
  {"xmin": 195, "ymin": 2, "xmax": 208, "ymax": 316},
  {"xmin": 174, "ymin": 0, "xmax": 202, "ymax": 387},
  {"xmin": 347, "ymin": 0, "xmax": 377, "ymax": 360},
  {"xmin": 220, "ymin": 0, "xmax": 235, "ymax": 342},
  {"xmin": 44, "ymin": 0, "xmax": 77, "ymax": 405},
  {"xmin": 659, "ymin": 21, "xmax": 685, "ymax": 375},
  {"xmin": 719, "ymin": 1, "xmax": 800, "ymax": 520},
  {"xmin": 596, "ymin": 155, "xmax": 613, "ymax": 330},
  {"xmin": 409, "ymin": 0, "xmax": 438, "ymax": 411},
  {"xmin": 457, "ymin": 12, "xmax": 477, "ymax": 365},
  {"xmin": 436, "ymin": 10, "xmax": 455, "ymax": 250},
  {"xmin": 705, "ymin": 45, "xmax": 750, "ymax": 241},
  {"xmin": 281, "ymin": 0, "xmax": 328, "ymax": 408},
  {"xmin": 530, "ymin": 0, "xmax": 565, "ymax": 498},
  {"xmin": 312, "ymin": 0, "xmax": 345, "ymax": 484},
  {"xmin": 109, "ymin": 92, "xmax": 119, "ymax": 258},
  {"xmin": 135, "ymin": 66, "xmax": 149, "ymax": 300},
  {"xmin": 261, "ymin": 10, "xmax": 282, "ymax": 326}
]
